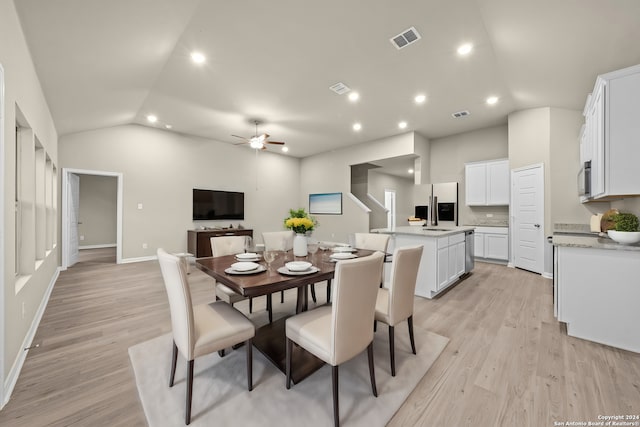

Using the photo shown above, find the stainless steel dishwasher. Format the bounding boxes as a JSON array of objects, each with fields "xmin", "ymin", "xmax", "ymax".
[{"xmin": 464, "ymin": 230, "xmax": 474, "ymax": 273}]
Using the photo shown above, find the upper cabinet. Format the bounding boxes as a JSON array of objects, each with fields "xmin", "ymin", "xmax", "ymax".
[
  {"xmin": 582, "ymin": 64, "xmax": 640, "ymax": 201},
  {"xmin": 465, "ymin": 159, "xmax": 509, "ymax": 206}
]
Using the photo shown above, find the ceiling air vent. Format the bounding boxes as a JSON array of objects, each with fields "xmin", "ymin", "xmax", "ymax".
[
  {"xmin": 390, "ymin": 27, "xmax": 421, "ymax": 50},
  {"xmin": 452, "ymin": 110, "xmax": 471, "ymax": 118},
  {"xmin": 329, "ymin": 82, "xmax": 351, "ymax": 95}
]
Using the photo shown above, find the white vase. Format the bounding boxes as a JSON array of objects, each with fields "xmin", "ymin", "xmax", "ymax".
[{"xmin": 293, "ymin": 233, "xmax": 308, "ymax": 257}]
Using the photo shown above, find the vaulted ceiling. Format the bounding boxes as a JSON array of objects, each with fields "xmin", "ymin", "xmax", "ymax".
[{"xmin": 14, "ymin": 0, "xmax": 640, "ymax": 157}]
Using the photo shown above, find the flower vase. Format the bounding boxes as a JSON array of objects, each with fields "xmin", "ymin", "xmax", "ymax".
[{"xmin": 293, "ymin": 233, "xmax": 308, "ymax": 257}]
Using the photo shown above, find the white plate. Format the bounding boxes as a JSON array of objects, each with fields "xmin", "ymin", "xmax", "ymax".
[
  {"xmin": 330, "ymin": 253, "xmax": 358, "ymax": 260},
  {"xmin": 225, "ymin": 265, "xmax": 267, "ymax": 275},
  {"xmin": 230, "ymin": 261, "xmax": 260, "ymax": 272},
  {"xmin": 236, "ymin": 253, "xmax": 259, "ymax": 260},
  {"xmin": 285, "ymin": 261, "xmax": 312, "ymax": 272},
  {"xmin": 235, "ymin": 256, "xmax": 261, "ymax": 262},
  {"xmin": 332, "ymin": 246, "xmax": 355, "ymax": 253},
  {"xmin": 277, "ymin": 266, "xmax": 319, "ymax": 276}
]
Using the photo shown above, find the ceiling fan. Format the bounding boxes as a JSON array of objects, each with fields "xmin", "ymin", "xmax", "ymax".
[{"xmin": 232, "ymin": 120, "xmax": 285, "ymax": 150}]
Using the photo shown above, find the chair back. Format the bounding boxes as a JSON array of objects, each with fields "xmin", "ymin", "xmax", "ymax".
[
  {"xmin": 157, "ymin": 248, "xmax": 195, "ymax": 360},
  {"xmin": 262, "ymin": 230, "xmax": 294, "ymax": 251},
  {"xmin": 210, "ymin": 235, "xmax": 245, "ymax": 257},
  {"xmin": 331, "ymin": 251, "xmax": 385, "ymax": 365},
  {"xmin": 354, "ymin": 233, "xmax": 390, "ymax": 253},
  {"xmin": 387, "ymin": 245, "xmax": 423, "ymax": 325}
]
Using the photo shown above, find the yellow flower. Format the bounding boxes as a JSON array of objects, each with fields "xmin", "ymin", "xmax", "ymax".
[{"xmin": 284, "ymin": 208, "xmax": 317, "ymax": 234}]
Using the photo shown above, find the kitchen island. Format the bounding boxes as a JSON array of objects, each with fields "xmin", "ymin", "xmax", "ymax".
[
  {"xmin": 372, "ymin": 226, "xmax": 475, "ymax": 298},
  {"xmin": 553, "ymin": 234, "xmax": 640, "ymax": 353}
]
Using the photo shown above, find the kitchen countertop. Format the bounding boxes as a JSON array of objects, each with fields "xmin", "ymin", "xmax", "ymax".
[
  {"xmin": 371, "ymin": 225, "xmax": 475, "ymax": 238},
  {"xmin": 552, "ymin": 234, "xmax": 640, "ymax": 252}
]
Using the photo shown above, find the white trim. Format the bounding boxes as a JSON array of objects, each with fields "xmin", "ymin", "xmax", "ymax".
[
  {"xmin": 347, "ymin": 192, "xmax": 371, "ymax": 213},
  {"xmin": 0, "ymin": 62, "xmax": 6, "ymax": 408},
  {"xmin": 366, "ymin": 193, "xmax": 389, "ymax": 211},
  {"xmin": 121, "ymin": 255, "xmax": 157, "ymax": 264},
  {"xmin": 542, "ymin": 272, "xmax": 553, "ymax": 280},
  {"xmin": 79, "ymin": 244, "xmax": 117, "ymax": 250},
  {"xmin": 3, "ymin": 267, "xmax": 60, "ymax": 408},
  {"xmin": 62, "ymin": 168, "xmax": 123, "ymax": 269}
]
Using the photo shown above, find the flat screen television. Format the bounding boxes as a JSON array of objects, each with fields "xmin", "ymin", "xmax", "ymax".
[{"xmin": 192, "ymin": 189, "xmax": 244, "ymax": 220}]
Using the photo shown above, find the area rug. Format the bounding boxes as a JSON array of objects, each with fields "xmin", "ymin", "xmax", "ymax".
[{"xmin": 129, "ymin": 325, "xmax": 448, "ymax": 426}]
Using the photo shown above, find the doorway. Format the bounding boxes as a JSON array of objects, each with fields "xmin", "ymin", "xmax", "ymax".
[
  {"xmin": 511, "ymin": 164, "xmax": 544, "ymax": 274},
  {"xmin": 61, "ymin": 168, "xmax": 123, "ymax": 269},
  {"xmin": 384, "ymin": 189, "xmax": 396, "ymax": 228}
]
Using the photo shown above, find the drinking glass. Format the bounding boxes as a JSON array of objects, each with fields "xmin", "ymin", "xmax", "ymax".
[
  {"xmin": 263, "ymin": 250, "xmax": 276, "ymax": 270},
  {"xmin": 244, "ymin": 236, "xmax": 253, "ymax": 253},
  {"xmin": 307, "ymin": 239, "xmax": 319, "ymax": 261}
]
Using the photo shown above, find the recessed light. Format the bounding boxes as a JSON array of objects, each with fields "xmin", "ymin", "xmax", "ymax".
[
  {"xmin": 281, "ymin": 146, "xmax": 289, "ymax": 153},
  {"xmin": 146, "ymin": 115, "xmax": 157, "ymax": 123},
  {"xmin": 486, "ymin": 96, "xmax": 499, "ymax": 105},
  {"xmin": 190, "ymin": 51, "xmax": 206, "ymax": 64},
  {"xmin": 408, "ymin": 169, "xmax": 414, "ymax": 174},
  {"xmin": 353, "ymin": 123, "xmax": 362, "ymax": 131},
  {"xmin": 165, "ymin": 124, "xmax": 172, "ymax": 129},
  {"xmin": 457, "ymin": 43, "xmax": 473, "ymax": 56},
  {"xmin": 414, "ymin": 94, "xmax": 426, "ymax": 104},
  {"xmin": 398, "ymin": 121, "xmax": 408, "ymax": 129},
  {"xmin": 348, "ymin": 92, "xmax": 360, "ymax": 102}
]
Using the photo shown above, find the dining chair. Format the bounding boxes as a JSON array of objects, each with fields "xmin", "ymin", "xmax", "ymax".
[
  {"xmin": 211, "ymin": 236, "xmax": 273, "ymax": 323},
  {"xmin": 374, "ymin": 245, "xmax": 423, "ymax": 377},
  {"xmin": 156, "ymin": 249, "xmax": 255, "ymax": 425},
  {"xmin": 262, "ymin": 230, "xmax": 318, "ymax": 304},
  {"xmin": 285, "ymin": 251, "xmax": 385, "ymax": 427},
  {"xmin": 325, "ymin": 232, "xmax": 391, "ymax": 302}
]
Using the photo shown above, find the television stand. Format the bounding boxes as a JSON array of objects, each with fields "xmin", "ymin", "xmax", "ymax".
[{"xmin": 187, "ymin": 228, "xmax": 253, "ymax": 258}]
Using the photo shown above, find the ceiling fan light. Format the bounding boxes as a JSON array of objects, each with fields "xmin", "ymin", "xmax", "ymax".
[{"xmin": 249, "ymin": 137, "xmax": 263, "ymax": 149}]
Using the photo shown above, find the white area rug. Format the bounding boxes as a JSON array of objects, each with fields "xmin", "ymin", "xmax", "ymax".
[{"xmin": 129, "ymin": 325, "xmax": 448, "ymax": 426}]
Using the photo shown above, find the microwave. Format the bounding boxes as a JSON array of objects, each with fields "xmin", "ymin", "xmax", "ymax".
[{"xmin": 578, "ymin": 161, "xmax": 591, "ymax": 198}]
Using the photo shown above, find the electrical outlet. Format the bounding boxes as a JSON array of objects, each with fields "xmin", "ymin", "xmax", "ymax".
[
  {"xmin": 142, "ymin": 243, "xmax": 148, "ymax": 249},
  {"xmin": 137, "ymin": 203, "xmax": 143, "ymax": 210}
]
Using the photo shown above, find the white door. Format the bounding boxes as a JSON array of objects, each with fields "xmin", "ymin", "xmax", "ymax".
[
  {"xmin": 511, "ymin": 164, "xmax": 544, "ymax": 274},
  {"xmin": 68, "ymin": 173, "xmax": 80, "ymax": 267},
  {"xmin": 384, "ymin": 189, "xmax": 396, "ymax": 228}
]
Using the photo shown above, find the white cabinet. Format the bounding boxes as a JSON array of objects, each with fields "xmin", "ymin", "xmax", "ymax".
[
  {"xmin": 555, "ymin": 245, "xmax": 640, "ymax": 353},
  {"xmin": 393, "ymin": 231, "xmax": 469, "ymax": 299},
  {"xmin": 474, "ymin": 226, "xmax": 508, "ymax": 262},
  {"xmin": 465, "ymin": 159, "xmax": 509, "ymax": 206},
  {"xmin": 582, "ymin": 64, "xmax": 640, "ymax": 201},
  {"xmin": 436, "ymin": 233, "xmax": 465, "ymax": 290}
]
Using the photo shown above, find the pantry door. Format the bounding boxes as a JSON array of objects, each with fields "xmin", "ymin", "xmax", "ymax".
[{"xmin": 511, "ymin": 164, "xmax": 544, "ymax": 274}]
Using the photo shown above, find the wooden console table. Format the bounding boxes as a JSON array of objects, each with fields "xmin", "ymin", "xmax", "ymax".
[{"xmin": 187, "ymin": 228, "xmax": 253, "ymax": 258}]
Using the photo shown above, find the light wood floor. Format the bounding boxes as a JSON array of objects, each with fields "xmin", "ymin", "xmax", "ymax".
[{"xmin": 1, "ymin": 248, "xmax": 638, "ymax": 426}]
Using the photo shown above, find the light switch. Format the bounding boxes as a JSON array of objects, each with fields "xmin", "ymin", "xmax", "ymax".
[{"xmin": 137, "ymin": 203, "xmax": 143, "ymax": 210}]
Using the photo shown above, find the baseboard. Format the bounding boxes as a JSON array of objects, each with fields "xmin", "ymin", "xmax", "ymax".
[
  {"xmin": 3, "ymin": 267, "xmax": 60, "ymax": 408},
  {"xmin": 79, "ymin": 243, "xmax": 116, "ymax": 250},
  {"xmin": 121, "ymin": 255, "xmax": 157, "ymax": 264},
  {"xmin": 542, "ymin": 271, "xmax": 553, "ymax": 280}
]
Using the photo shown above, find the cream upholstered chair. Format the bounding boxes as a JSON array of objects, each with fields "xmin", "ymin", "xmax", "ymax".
[
  {"xmin": 157, "ymin": 249, "xmax": 255, "ymax": 425},
  {"xmin": 374, "ymin": 245, "xmax": 423, "ymax": 377},
  {"xmin": 285, "ymin": 252, "xmax": 385, "ymax": 427},
  {"xmin": 262, "ymin": 230, "xmax": 318, "ymax": 303},
  {"xmin": 353, "ymin": 232, "xmax": 391, "ymax": 253},
  {"xmin": 211, "ymin": 236, "xmax": 273, "ymax": 323}
]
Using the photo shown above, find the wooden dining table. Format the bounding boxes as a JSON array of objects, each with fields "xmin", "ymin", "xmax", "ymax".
[{"xmin": 195, "ymin": 249, "xmax": 375, "ymax": 383}]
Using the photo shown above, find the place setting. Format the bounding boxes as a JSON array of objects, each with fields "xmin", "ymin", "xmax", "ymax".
[
  {"xmin": 277, "ymin": 261, "xmax": 320, "ymax": 276},
  {"xmin": 235, "ymin": 252, "xmax": 261, "ymax": 262},
  {"xmin": 224, "ymin": 261, "xmax": 266, "ymax": 275}
]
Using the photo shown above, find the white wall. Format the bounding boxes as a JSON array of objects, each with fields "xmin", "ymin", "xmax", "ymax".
[
  {"xmin": 1, "ymin": 0, "xmax": 59, "ymax": 404},
  {"xmin": 59, "ymin": 124, "xmax": 301, "ymax": 259},
  {"xmin": 78, "ymin": 175, "xmax": 117, "ymax": 247},
  {"xmin": 368, "ymin": 171, "xmax": 414, "ymax": 228}
]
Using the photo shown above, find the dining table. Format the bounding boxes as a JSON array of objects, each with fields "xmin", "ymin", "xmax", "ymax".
[{"xmin": 195, "ymin": 248, "xmax": 375, "ymax": 383}]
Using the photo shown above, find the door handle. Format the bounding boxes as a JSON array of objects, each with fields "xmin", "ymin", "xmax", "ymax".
[{"xmin": 534, "ymin": 224, "xmax": 540, "ymax": 228}]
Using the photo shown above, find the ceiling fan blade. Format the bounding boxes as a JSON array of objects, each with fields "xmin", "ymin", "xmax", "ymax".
[
  {"xmin": 266, "ymin": 141, "xmax": 285, "ymax": 145},
  {"xmin": 231, "ymin": 134, "xmax": 248, "ymax": 140}
]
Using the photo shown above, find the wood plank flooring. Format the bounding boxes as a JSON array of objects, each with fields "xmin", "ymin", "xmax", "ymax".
[{"xmin": 0, "ymin": 248, "xmax": 638, "ymax": 426}]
